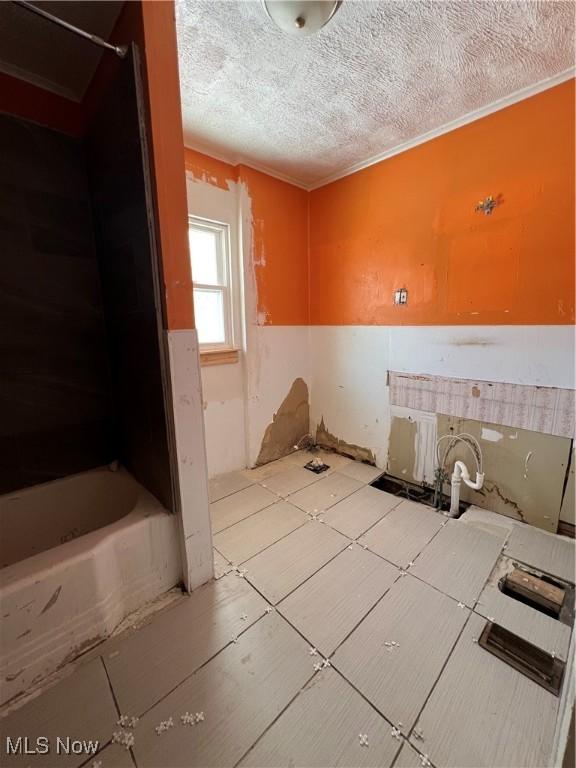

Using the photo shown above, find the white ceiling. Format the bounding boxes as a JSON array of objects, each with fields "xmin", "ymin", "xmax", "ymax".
[
  {"xmin": 0, "ymin": 1, "xmax": 123, "ymax": 102},
  {"xmin": 176, "ymin": 0, "xmax": 574, "ymax": 189}
]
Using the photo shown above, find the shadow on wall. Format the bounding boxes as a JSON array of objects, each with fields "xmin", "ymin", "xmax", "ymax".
[{"xmin": 256, "ymin": 378, "xmax": 309, "ymax": 465}]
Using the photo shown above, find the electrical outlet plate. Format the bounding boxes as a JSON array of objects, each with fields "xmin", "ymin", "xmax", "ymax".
[{"xmin": 394, "ymin": 288, "xmax": 408, "ymax": 305}]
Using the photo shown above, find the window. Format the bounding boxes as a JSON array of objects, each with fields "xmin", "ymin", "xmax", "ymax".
[{"xmin": 189, "ymin": 217, "xmax": 235, "ymax": 351}]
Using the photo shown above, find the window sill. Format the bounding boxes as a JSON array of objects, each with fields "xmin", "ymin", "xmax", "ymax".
[{"xmin": 199, "ymin": 348, "xmax": 240, "ymax": 367}]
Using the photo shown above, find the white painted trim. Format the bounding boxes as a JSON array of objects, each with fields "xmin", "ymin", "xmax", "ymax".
[
  {"xmin": 309, "ymin": 68, "xmax": 575, "ymax": 189},
  {"xmin": 187, "ymin": 69, "xmax": 574, "ymax": 192},
  {"xmin": 166, "ymin": 329, "xmax": 213, "ymax": 591}
]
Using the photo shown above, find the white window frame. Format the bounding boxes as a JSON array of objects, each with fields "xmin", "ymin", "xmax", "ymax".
[{"xmin": 189, "ymin": 215, "xmax": 236, "ymax": 352}]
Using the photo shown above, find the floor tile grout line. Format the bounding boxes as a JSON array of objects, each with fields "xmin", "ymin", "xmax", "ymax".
[
  {"xmin": 233, "ymin": 568, "xmax": 461, "ymax": 764},
  {"xmin": 324, "ymin": 572, "xmax": 404, "ymax": 660},
  {"xmin": 359, "ymin": 505, "xmax": 447, "ymax": 567},
  {"xmin": 387, "ymin": 741, "xmax": 406, "ymax": 768},
  {"xmin": 226, "ymin": 585, "xmax": 418, "ymax": 764},
  {"xmin": 247, "ymin": 535, "xmax": 353, "ymax": 606},
  {"xmin": 213, "ymin": 542, "xmax": 233, "ymax": 564},
  {"xmin": 230, "ymin": 669, "xmax": 319, "ymax": 768},
  {"xmin": 360, "ymin": 520, "xmax": 503, "ymax": 610},
  {"xmin": 214, "ymin": 509, "xmax": 311, "ymax": 563},
  {"xmin": 112, "ymin": 596, "xmax": 271, "ymax": 725},
  {"xmin": 257, "ymin": 465, "xmax": 329, "ymax": 496},
  {"xmin": 406, "ymin": 514, "xmax": 449, "ymax": 564},
  {"xmin": 322, "ymin": 496, "xmax": 404, "ymax": 541},
  {"xmin": 233, "ymin": 519, "xmax": 312, "ymax": 566},
  {"xmin": 221, "ymin": 463, "xmax": 371, "ymax": 524},
  {"xmin": 244, "ymin": 536, "xmax": 349, "ymax": 608},
  {"xmin": 390, "ymin": 740, "xmax": 439, "ymax": 768},
  {"xmin": 330, "ymin": 660, "xmax": 421, "ymax": 738},
  {"xmin": 244, "ymin": 450, "xmax": 352, "ymax": 489},
  {"xmin": 282, "ymin": 472, "xmax": 368, "ymax": 515},
  {"xmin": 212, "ymin": 497, "xmax": 281, "ymax": 535},
  {"xmin": 327, "ymin": 604, "xmax": 471, "ymax": 750},
  {"xmin": 100, "ymin": 655, "xmax": 122, "ymax": 718},
  {"xmin": 213, "ymin": 472, "xmax": 354, "ymax": 533},
  {"xmin": 232, "ymin": 665, "xmax": 405, "ymax": 768},
  {"xmin": 368, "ymin": 544, "xmax": 491, "ymax": 609},
  {"xmin": 404, "ymin": 611, "xmax": 474, "ymax": 751},
  {"xmin": 92, "ymin": 656, "xmax": 139, "ymax": 768},
  {"xmin": 209, "ymin": 478, "xmax": 257, "ymax": 504},
  {"xmin": 344, "ymin": 496, "xmax": 405, "ymax": 539},
  {"xmin": 237, "ymin": 497, "xmax": 466, "ymax": 650}
]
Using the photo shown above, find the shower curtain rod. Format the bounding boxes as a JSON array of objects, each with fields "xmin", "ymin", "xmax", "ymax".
[{"xmin": 12, "ymin": 0, "xmax": 127, "ymax": 58}]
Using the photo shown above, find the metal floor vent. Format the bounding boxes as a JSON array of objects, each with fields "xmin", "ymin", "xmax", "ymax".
[{"xmin": 479, "ymin": 621, "xmax": 565, "ymax": 696}]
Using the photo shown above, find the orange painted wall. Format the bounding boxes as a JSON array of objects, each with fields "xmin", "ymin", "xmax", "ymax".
[
  {"xmin": 309, "ymin": 79, "xmax": 575, "ymax": 326},
  {"xmin": 0, "ymin": 1, "xmax": 193, "ymax": 330},
  {"xmin": 184, "ymin": 148, "xmax": 309, "ymax": 325},
  {"xmin": 238, "ymin": 165, "xmax": 309, "ymax": 325},
  {"xmin": 140, "ymin": 1, "xmax": 194, "ymax": 330},
  {"xmin": 185, "ymin": 147, "xmax": 237, "ymax": 190}
]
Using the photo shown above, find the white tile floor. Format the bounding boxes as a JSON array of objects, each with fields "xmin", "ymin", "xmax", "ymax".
[{"xmin": 1, "ymin": 450, "xmax": 574, "ymax": 768}]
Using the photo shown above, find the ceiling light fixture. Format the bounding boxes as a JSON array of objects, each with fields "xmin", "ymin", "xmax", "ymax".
[{"xmin": 262, "ymin": 0, "xmax": 342, "ymax": 36}]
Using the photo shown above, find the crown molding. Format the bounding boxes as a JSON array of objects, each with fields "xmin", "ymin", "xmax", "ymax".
[
  {"xmin": 183, "ymin": 137, "xmax": 309, "ymax": 190},
  {"xmin": 184, "ymin": 69, "xmax": 575, "ymax": 193},
  {"xmin": 307, "ymin": 68, "xmax": 576, "ymax": 190}
]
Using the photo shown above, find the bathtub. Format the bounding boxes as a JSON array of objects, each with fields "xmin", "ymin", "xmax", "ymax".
[{"xmin": 0, "ymin": 467, "xmax": 181, "ymax": 706}]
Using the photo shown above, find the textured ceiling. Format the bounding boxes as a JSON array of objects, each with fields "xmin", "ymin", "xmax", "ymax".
[
  {"xmin": 176, "ymin": 0, "xmax": 575, "ymax": 188},
  {"xmin": 0, "ymin": 1, "xmax": 123, "ymax": 101}
]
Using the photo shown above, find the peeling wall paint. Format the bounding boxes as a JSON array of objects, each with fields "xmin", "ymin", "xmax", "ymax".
[
  {"xmin": 256, "ymin": 378, "xmax": 310, "ymax": 465},
  {"xmin": 184, "ymin": 148, "xmax": 309, "ymax": 326},
  {"xmin": 185, "ymin": 153, "xmax": 311, "ymax": 475}
]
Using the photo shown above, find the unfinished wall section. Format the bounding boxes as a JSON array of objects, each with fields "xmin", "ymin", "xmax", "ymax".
[
  {"xmin": 185, "ymin": 149, "xmax": 310, "ymax": 477},
  {"xmin": 256, "ymin": 378, "xmax": 309, "ymax": 465}
]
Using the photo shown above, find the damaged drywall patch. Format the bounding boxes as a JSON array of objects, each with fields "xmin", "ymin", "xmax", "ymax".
[
  {"xmin": 438, "ymin": 414, "xmax": 571, "ymax": 532},
  {"xmin": 316, "ymin": 418, "xmax": 375, "ymax": 464},
  {"xmin": 387, "ymin": 410, "xmax": 437, "ymax": 485},
  {"xmin": 256, "ymin": 378, "xmax": 310, "ymax": 465},
  {"xmin": 387, "ymin": 415, "xmax": 417, "ymax": 482},
  {"xmin": 481, "ymin": 427, "xmax": 504, "ymax": 442}
]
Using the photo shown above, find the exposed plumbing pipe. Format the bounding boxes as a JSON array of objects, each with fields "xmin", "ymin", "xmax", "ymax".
[
  {"xmin": 434, "ymin": 432, "xmax": 484, "ymax": 512},
  {"xmin": 448, "ymin": 460, "xmax": 485, "ymax": 518},
  {"xmin": 12, "ymin": 1, "xmax": 128, "ymax": 58}
]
